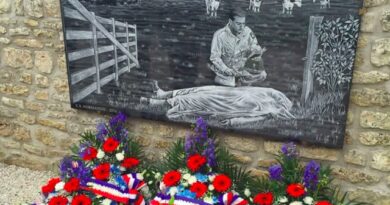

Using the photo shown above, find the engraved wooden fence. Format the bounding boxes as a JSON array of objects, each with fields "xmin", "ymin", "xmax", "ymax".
[{"xmin": 64, "ymin": 0, "xmax": 139, "ymax": 103}]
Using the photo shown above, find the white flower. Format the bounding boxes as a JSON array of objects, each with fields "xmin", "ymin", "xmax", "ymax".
[
  {"xmin": 183, "ymin": 173, "xmax": 191, "ymax": 180},
  {"xmin": 278, "ymin": 196, "xmax": 288, "ymax": 203},
  {"xmin": 208, "ymin": 175, "xmax": 215, "ymax": 182},
  {"xmin": 182, "ymin": 182, "xmax": 189, "ymax": 187},
  {"xmin": 54, "ymin": 181, "xmax": 65, "ymax": 191},
  {"xmin": 168, "ymin": 187, "xmax": 178, "ymax": 196},
  {"xmin": 289, "ymin": 201, "xmax": 303, "ymax": 205},
  {"xmin": 303, "ymin": 196, "xmax": 314, "ymax": 205},
  {"xmin": 204, "ymin": 197, "xmax": 213, "ymax": 204},
  {"xmin": 116, "ymin": 152, "xmax": 124, "ymax": 161},
  {"xmin": 102, "ymin": 199, "xmax": 112, "ymax": 205},
  {"xmin": 208, "ymin": 184, "xmax": 214, "ymax": 191},
  {"xmin": 154, "ymin": 172, "xmax": 161, "ymax": 179},
  {"xmin": 244, "ymin": 188, "xmax": 251, "ymax": 197},
  {"xmin": 97, "ymin": 149, "xmax": 105, "ymax": 159},
  {"xmin": 136, "ymin": 173, "xmax": 144, "ymax": 180},
  {"xmin": 188, "ymin": 176, "xmax": 197, "ymax": 184}
]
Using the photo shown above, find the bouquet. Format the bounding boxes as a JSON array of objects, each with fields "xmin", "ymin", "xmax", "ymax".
[
  {"xmin": 249, "ymin": 142, "xmax": 368, "ymax": 205},
  {"xmin": 151, "ymin": 117, "xmax": 251, "ymax": 205},
  {"xmin": 32, "ymin": 112, "xmax": 150, "ymax": 205}
]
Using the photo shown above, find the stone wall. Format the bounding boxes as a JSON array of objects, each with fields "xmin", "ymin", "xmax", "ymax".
[{"xmin": 0, "ymin": 0, "xmax": 389, "ymax": 204}]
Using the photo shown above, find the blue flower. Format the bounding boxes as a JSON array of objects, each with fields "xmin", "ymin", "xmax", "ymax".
[
  {"xmin": 268, "ymin": 164, "xmax": 283, "ymax": 181},
  {"xmin": 195, "ymin": 173, "xmax": 208, "ymax": 182},
  {"xmin": 177, "ymin": 189, "xmax": 196, "ymax": 199},
  {"xmin": 304, "ymin": 160, "xmax": 320, "ymax": 190},
  {"xmin": 281, "ymin": 142, "xmax": 298, "ymax": 157}
]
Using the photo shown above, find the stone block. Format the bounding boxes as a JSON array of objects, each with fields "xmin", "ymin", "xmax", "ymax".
[
  {"xmin": 4, "ymin": 153, "xmax": 48, "ymax": 171},
  {"xmin": 15, "ymin": 0, "xmax": 24, "ymax": 15},
  {"xmin": 34, "ymin": 90, "xmax": 49, "ymax": 101},
  {"xmin": 360, "ymin": 111, "xmax": 390, "ymax": 130},
  {"xmin": 0, "ymin": 139, "xmax": 20, "ymax": 149},
  {"xmin": 349, "ymin": 188, "xmax": 390, "ymax": 204},
  {"xmin": 24, "ymin": 19, "xmax": 39, "ymax": 27},
  {"xmin": 225, "ymin": 135, "xmax": 259, "ymax": 152},
  {"xmin": 1, "ymin": 97, "xmax": 24, "ymax": 109},
  {"xmin": 0, "ymin": 0, "xmax": 11, "ymax": 14},
  {"xmin": 0, "ymin": 37, "xmax": 10, "ymax": 44},
  {"xmin": 257, "ymin": 159, "xmax": 278, "ymax": 168},
  {"xmin": 363, "ymin": 0, "xmax": 388, "ymax": 7},
  {"xmin": 230, "ymin": 151, "xmax": 253, "ymax": 164},
  {"xmin": 248, "ymin": 168, "xmax": 268, "ymax": 179},
  {"xmin": 25, "ymin": 101, "xmax": 45, "ymax": 112},
  {"xmin": 13, "ymin": 126, "xmax": 31, "ymax": 141},
  {"xmin": 33, "ymin": 29, "xmax": 56, "ymax": 38},
  {"xmin": 371, "ymin": 38, "xmax": 390, "ymax": 67},
  {"xmin": 331, "ymin": 166, "xmax": 380, "ymax": 184},
  {"xmin": 0, "ymin": 120, "xmax": 14, "ymax": 137},
  {"xmin": 299, "ymin": 146, "xmax": 338, "ymax": 161},
  {"xmin": 352, "ymin": 71, "xmax": 390, "ymax": 84},
  {"xmin": 154, "ymin": 139, "xmax": 171, "ymax": 149},
  {"xmin": 18, "ymin": 113, "xmax": 36, "ymax": 124},
  {"xmin": 0, "ymin": 84, "xmax": 29, "ymax": 96},
  {"xmin": 52, "ymin": 93, "xmax": 70, "ymax": 103},
  {"xmin": 360, "ymin": 132, "xmax": 390, "ymax": 146},
  {"xmin": 35, "ymin": 129, "xmax": 55, "ymax": 146},
  {"xmin": 35, "ymin": 74, "xmax": 49, "ymax": 87},
  {"xmin": 360, "ymin": 11, "xmax": 376, "ymax": 32},
  {"xmin": 9, "ymin": 27, "xmax": 30, "ymax": 36},
  {"xmin": 23, "ymin": 143, "xmax": 46, "ymax": 156},
  {"xmin": 37, "ymin": 118, "xmax": 66, "ymax": 131},
  {"xmin": 264, "ymin": 141, "xmax": 283, "ymax": 155},
  {"xmin": 344, "ymin": 149, "xmax": 366, "ymax": 166},
  {"xmin": 35, "ymin": 51, "xmax": 53, "ymax": 74},
  {"xmin": 43, "ymin": 0, "xmax": 60, "ymax": 17},
  {"xmin": 0, "ymin": 25, "xmax": 6, "ymax": 33},
  {"xmin": 0, "ymin": 106, "xmax": 16, "ymax": 118},
  {"xmin": 20, "ymin": 73, "xmax": 32, "ymax": 84},
  {"xmin": 42, "ymin": 20, "xmax": 62, "ymax": 30},
  {"xmin": 351, "ymin": 88, "xmax": 390, "ymax": 106},
  {"xmin": 57, "ymin": 54, "xmax": 67, "ymax": 72},
  {"xmin": 371, "ymin": 150, "xmax": 390, "ymax": 171},
  {"xmin": 134, "ymin": 136, "xmax": 151, "ymax": 147},
  {"xmin": 23, "ymin": 0, "xmax": 43, "ymax": 18},
  {"xmin": 14, "ymin": 39, "xmax": 44, "ymax": 48},
  {"xmin": 53, "ymin": 78, "xmax": 68, "ymax": 92},
  {"xmin": 382, "ymin": 10, "xmax": 390, "ymax": 32},
  {"xmin": 3, "ymin": 47, "xmax": 33, "ymax": 69}
]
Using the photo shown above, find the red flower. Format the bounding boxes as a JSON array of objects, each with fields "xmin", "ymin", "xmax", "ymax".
[
  {"xmin": 121, "ymin": 157, "xmax": 140, "ymax": 169},
  {"xmin": 48, "ymin": 196, "xmax": 68, "ymax": 205},
  {"xmin": 286, "ymin": 183, "xmax": 305, "ymax": 198},
  {"xmin": 103, "ymin": 137, "xmax": 119, "ymax": 153},
  {"xmin": 41, "ymin": 177, "xmax": 61, "ymax": 195},
  {"xmin": 190, "ymin": 181, "xmax": 208, "ymax": 198},
  {"xmin": 71, "ymin": 194, "xmax": 92, "ymax": 205},
  {"xmin": 82, "ymin": 147, "xmax": 97, "ymax": 161},
  {"xmin": 212, "ymin": 174, "xmax": 232, "ymax": 192},
  {"xmin": 93, "ymin": 163, "xmax": 111, "ymax": 180},
  {"xmin": 162, "ymin": 170, "xmax": 181, "ymax": 187},
  {"xmin": 253, "ymin": 192, "xmax": 273, "ymax": 205},
  {"xmin": 64, "ymin": 177, "xmax": 80, "ymax": 192},
  {"xmin": 316, "ymin": 200, "xmax": 333, "ymax": 205},
  {"xmin": 187, "ymin": 154, "xmax": 207, "ymax": 172}
]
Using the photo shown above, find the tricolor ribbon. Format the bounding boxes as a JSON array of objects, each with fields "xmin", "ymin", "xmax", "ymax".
[
  {"xmin": 81, "ymin": 173, "xmax": 146, "ymax": 205},
  {"xmin": 151, "ymin": 194, "xmax": 212, "ymax": 205},
  {"xmin": 219, "ymin": 192, "xmax": 248, "ymax": 205}
]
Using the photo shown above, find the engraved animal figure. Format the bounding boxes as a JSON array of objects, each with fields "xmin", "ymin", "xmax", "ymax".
[
  {"xmin": 320, "ymin": 0, "xmax": 330, "ymax": 9},
  {"xmin": 249, "ymin": 0, "xmax": 262, "ymax": 13},
  {"xmin": 282, "ymin": 0, "xmax": 302, "ymax": 15},
  {"xmin": 205, "ymin": 0, "xmax": 220, "ymax": 17}
]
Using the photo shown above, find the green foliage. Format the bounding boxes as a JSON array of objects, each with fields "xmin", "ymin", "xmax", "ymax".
[{"xmin": 312, "ymin": 15, "xmax": 360, "ymax": 92}]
